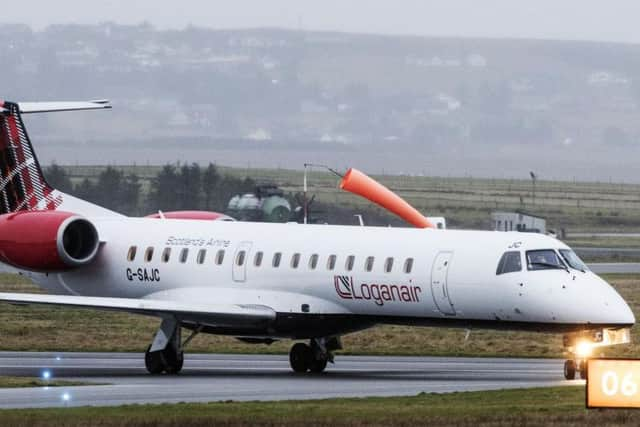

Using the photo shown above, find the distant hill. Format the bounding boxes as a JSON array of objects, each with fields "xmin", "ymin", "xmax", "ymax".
[{"xmin": 3, "ymin": 23, "xmax": 640, "ymax": 181}]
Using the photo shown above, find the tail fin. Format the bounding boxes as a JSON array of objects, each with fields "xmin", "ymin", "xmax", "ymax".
[
  {"xmin": 0, "ymin": 101, "xmax": 57, "ymax": 213},
  {"xmin": 0, "ymin": 100, "xmax": 120, "ymax": 217}
]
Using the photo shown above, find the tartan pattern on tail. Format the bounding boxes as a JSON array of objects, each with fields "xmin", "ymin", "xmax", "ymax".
[{"xmin": 0, "ymin": 101, "xmax": 59, "ymax": 214}]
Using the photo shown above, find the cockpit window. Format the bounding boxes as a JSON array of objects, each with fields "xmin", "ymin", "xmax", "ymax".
[
  {"xmin": 526, "ymin": 249, "xmax": 566, "ymax": 271},
  {"xmin": 559, "ymin": 249, "xmax": 589, "ymax": 272},
  {"xmin": 496, "ymin": 251, "xmax": 522, "ymax": 275}
]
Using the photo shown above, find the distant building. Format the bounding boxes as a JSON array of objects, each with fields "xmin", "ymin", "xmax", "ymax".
[{"xmin": 491, "ymin": 211, "xmax": 546, "ymax": 234}]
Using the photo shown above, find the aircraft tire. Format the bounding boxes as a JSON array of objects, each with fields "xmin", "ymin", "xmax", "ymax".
[
  {"xmin": 309, "ymin": 357, "xmax": 328, "ymax": 373},
  {"xmin": 290, "ymin": 343, "xmax": 312, "ymax": 373},
  {"xmin": 579, "ymin": 360, "xmax": 587, "ymax": 380},
  {"xmin": 145, "ymin": 345, "xmax": 165, "ymax": 374},
  {"xmin": 564, "ymin": 359, "xmax": 576, "ymax": 380},
  {"xmin": 163, "ymin": 348, "xmax": 184, "ymax": 375}
]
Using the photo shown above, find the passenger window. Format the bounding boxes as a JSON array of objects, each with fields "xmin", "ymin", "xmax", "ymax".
[
  {"xmin": 127, "ymin": 246, "xmax": 137, "ymax": 262},
  {"xmin": 197, "ymin": 249, "xmax": 206, "ymax": 265},
  {"xmin": 215, "ymin": 249, "xmax": 225, "ymax": 265},
  {"xmin": 496, "ymin": 251, "xmax": 522, "ymax": 275},
  {"xmin": 404, "ymin": 258, "xmax": 414, "ymax": 274},
  {"xmin": 345, "ymin": 255, "xmax": 355, "ymax": 271},
  {"xmin": 385, "ymin": 257, "xmax": 394, "ymax": 273},
  {"xmin": 526, "ymin": 249, "xmax": 565, "ymax": 271},
  {"xmin": 327, "ymin": 255, "xmax": 337, "ymax": 270},
  {"xmin": 309, "ymin": 254, "xmax": 319, "ymax": 270},
  {"xmin": 161, "ymin": 247, "xmax": 171, "ymax": 263},
  {"xmin": 254, "ymin": 251, "xmax": 263, "ymax": 267},
  {"xmin": 273, "ymin": 252, "xmax": 282, "ymax": 268},
  {"xmin": 365, "ymin": 256, "xmax": 374, "ymax": 272},
  {"xmin": 236, "ymin": 250, "xmax": 246, "ymax": 267},
  {"xmin": 179, "ymin": 248, "xmax": 189, "ymax": 263},
  {"xmin": 144, "ymin": 247, "xmax": 154, "ymax": 262},
  {"xmin": 291, "ymin": 253, "xmax": 301, "ymax": 269}
]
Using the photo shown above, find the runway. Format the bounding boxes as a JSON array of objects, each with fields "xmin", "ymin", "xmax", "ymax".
[
  {"xmin": 588, "ymin": 262, "xmax": 640, "ymax": 274},
  {"xmin": 0, "ymin": 352, "xmax": 572, "ymax": 409}
]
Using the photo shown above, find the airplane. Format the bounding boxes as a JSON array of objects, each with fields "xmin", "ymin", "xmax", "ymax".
[{"xmin": 0, "ymin": 99, "xmax": 634, "ymax": 380}]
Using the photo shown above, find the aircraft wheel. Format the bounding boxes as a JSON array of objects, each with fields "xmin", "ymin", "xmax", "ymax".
[
  {"xmin": 579, "ymin": 360, "xmax": 588, "ymax": 380},
  {"xmin": 145, "ymin": 345, "xmax": 165, "ymax": 374},
  {"xmin": 163, "ymin": 348, "xmax": 184, "ymax": 375},
  {"xmin": 290, "ymin": 343, "xmax": 312, "ymax": 373},
  {"xmin": 564, "ymin": 359, "xmax": 576, "ymax": 380},
  {"xmin": 309, "ymin": 357, "xmax": 328, "ymax": 373}
]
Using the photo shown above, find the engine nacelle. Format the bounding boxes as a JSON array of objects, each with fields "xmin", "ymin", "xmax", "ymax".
[{"xmin": 0, "ymin": 211, "xmax": 100, "ymax": 272}]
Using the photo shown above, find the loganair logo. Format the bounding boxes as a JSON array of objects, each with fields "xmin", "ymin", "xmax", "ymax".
[{"xmin": 334, "ymin": 275, "xmax": 421, "ymax": 306}]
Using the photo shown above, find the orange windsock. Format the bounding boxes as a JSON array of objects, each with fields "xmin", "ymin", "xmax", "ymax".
[{"xmin": 340, "ymin": 168, "xmax": 434, "ymax": 228}]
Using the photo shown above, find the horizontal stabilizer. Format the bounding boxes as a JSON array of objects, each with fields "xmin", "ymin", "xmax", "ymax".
[
  {"xmin": 0, "ymin": 292, "xmax": 275, "ymax": 325},
  {"xmin": 12, "ymin": 100, "xmax": 112, "ymax": 114}
]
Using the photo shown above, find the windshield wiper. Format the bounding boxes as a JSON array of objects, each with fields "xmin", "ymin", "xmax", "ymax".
[{"xmin": 529, "ymin": 261, "xmax": 569, "ymax": 272}]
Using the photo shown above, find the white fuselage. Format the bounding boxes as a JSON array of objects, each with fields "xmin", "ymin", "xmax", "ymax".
[{"xmin": 24, "ymin": 218, "xmax": 634, "ymax": 338}]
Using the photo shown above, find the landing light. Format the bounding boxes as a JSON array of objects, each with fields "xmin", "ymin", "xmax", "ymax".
[{"xmin": 576, "ymin": 341, "xmax": 593, "ymax": 358}]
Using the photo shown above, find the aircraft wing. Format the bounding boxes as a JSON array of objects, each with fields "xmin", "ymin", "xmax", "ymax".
[{"xmin": 0, "ymin": 292, "xmax": 275, "ymax": 326}]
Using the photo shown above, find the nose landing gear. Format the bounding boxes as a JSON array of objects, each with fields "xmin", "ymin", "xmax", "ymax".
[
  {"xmin": 562, "ymin": 328, "xmax": 632, "ymax": 379},
  {"xmin": 563, "ymin": 359, "xmax": 587, "ymax": 380},
  {"xmin": 563, "ymin": 332, "xmax": 599, "ymax": 380}
]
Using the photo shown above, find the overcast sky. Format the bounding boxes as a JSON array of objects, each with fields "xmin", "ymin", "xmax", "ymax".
[{"xmin": 3, "ymin": 0, "xmax": 640, "ymax": 44}]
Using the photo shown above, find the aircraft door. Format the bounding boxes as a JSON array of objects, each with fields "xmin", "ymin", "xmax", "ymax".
[
  {"xmin": 431, "ymin": 251, "xmax": 456, "ymax": 315},
  {"xmin": 232, "ymin": 241, "xmax": 253, "ymax": 282}
]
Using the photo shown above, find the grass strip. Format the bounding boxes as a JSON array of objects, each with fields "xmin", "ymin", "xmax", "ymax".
[
  {"xmin": 0, "ymin": 377, "xmax": 88, "ymax": 388},
  {"xmin": 1, "ymin": 386, "xmax": 639, "ymax": 427}
]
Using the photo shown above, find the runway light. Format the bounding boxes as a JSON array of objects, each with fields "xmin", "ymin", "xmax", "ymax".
[
  {"xmin": 576, "ymin": 341, "xmax": 593, "ymax": 358},
  {"xmin": 55, "ymin": 356, "xmax": 62, "ymax": 361},
  {"xmin": 62, "ymin": 392, "xmax": 71, "ymax": 403},
  {"xmin": 41, "ymin": 370, "xmax": 51, "ymax": 380}
]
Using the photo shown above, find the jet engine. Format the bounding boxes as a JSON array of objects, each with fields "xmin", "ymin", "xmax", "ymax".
[{"xmin": 0, "ymin": 211, "xmax": 100, "ymax": 272}]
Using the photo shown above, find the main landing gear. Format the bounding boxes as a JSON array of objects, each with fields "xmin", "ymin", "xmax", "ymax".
[
  {"xmin": 145, "ymin": 343, "xmax": 184, "ymax": 375},
  {"xmin": 144, "ymin": 318, "xmax": 200, "ymax": 375},
  {"xmin": 289, "ymin": 337, "xmax": 342, "ymax": 373}
]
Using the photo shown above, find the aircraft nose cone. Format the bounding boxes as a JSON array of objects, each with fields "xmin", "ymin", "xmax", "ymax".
[
  {"xmin": 597, "ymin": 276, "xmax": 635, "ymax": 326},
  {"xmin": 617, "ymin": 296, "xmax": 635, "ymax": 326}
]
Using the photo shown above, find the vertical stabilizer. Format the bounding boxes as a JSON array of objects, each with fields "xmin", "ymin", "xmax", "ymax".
[
  {"xmin": 0, "ymin": 100, "xmax": 121, "ymax": 217},
  {"xmin": 0, "ymin": 101, "xmax": 58, "ymax": 213}
]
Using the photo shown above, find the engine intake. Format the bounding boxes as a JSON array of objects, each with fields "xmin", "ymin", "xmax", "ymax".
[
  {"xmin": 0, "ymin": 211, "xmax": 100, "ymax": 272},
  {"xmin": 57, "ymin": 216, "xmax": 100, "ymax": 266}
]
